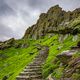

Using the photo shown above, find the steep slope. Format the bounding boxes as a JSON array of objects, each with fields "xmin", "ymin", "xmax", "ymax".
[{"xmin": 0, "ymin": 5, "xmax": 80, "ymax": 80}]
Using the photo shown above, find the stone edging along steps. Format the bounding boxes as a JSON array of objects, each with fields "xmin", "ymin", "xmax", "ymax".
[{"xmin": 16, "ymin": 46, "xmax": 49, "ymax": 80}]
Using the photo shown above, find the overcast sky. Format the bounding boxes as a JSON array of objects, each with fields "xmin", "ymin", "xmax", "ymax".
[{"xmin": 0, "ymin": 0, "xmax": 80, "ymax": 41}]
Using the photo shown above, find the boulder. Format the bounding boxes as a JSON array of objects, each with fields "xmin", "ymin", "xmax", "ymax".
[{"xmin": 56, "ymin": 50, "xmax": 77, "ymax": 64}]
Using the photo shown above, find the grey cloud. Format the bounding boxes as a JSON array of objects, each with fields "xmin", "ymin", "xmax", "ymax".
[
  {"xmin": 0, "ymin": 24, "xmax": 14, "ymax": 41},
  {"xmin": 0, "ymin": 23, "xmax": 22, "ymax": 41},
  {"xmin": 0, "ymin": 0, "xmax": 15, "ymax": 16},
  {"xmin": 28, "ymin": 0, "xmax": 46, "ymax": 8},
  {"xmin": 27, "ymin": 0, "xmax": 55, "ymax": 11}
]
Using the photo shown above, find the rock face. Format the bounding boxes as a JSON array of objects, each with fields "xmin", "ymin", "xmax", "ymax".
[{"xmin": 23, "ymin": 5, "xmax": 80, "ymax": 39}]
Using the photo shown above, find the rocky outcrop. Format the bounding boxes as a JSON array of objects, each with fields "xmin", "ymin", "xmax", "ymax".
[
  {"xmin": 23, "ymin": 5, "xmax": 80, "ymax": 39},
  {"xmin": 56, "ymin": 50, "xmax": 77, "ymax": 64},
  {"xmin": 0, "ymin": 38, "xmax": 15, "ymax": 50},
  {"xmin": 0, "ymin": 38, "xmax": 29, "ymax": 50},
  {"xmin": 51, "ymin": 48, "xmax": 80, "ymax": 80}
]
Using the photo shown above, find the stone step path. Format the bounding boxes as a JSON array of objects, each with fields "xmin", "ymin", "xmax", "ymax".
[{"xmin": 16, "ymin": 46, "xmax": 49, "ymax": 80}]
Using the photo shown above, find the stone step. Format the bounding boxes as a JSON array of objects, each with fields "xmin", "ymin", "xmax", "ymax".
[
  {"xmin": 33, "ymin": 62, "xmax": 44, "ymax": 65},
  {"xmin": 34, "ymin": 59, "xmax": 44, "ymax": 62},
  {"xmin": 33, "ymin": 60, "xmax": 42, "ymax": 63},
  {"xmin": 34, "ymin": 57, "xmax": 43, "ymax": 60},
  {"xmin": 19, "ymin": 71, "xmax": 42, "ymax": 76},
  {"xmin": 34, "ymin": 58, "xmax": 44, "ymax": 61},
  {"xmin": 24, "ymin": 68, "xmax": 42, "ymax": 72},
  {"xmin": 32, "ymin": 79, "xmax": 43, "ymax": 80},
  {"xmin": 28, "ymin": 63, "xmax": 42, "ymax": 66},
  {"xmin": 32, "ymin": 62, "xmax": 43, "ymax": 65},
  {"xmin": 26, "ymin": 66, "xmax": 42, "ymax": 69},
  {"xmin": 16, "ymin": 75, "xmax": 42, "ymax": 80},
  {"xmin": 28, "ymin": 75, "xmax": 42, "ymax": 79},
  {"xmin": 30, "ymin": 62, "xmax": 43, "ymax": 65},
  {"xmin": 16, "ymin": 76, "xmax": 29, "ymax": 80}
]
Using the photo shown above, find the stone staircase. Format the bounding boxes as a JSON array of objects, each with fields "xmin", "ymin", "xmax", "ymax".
[{"xmin": 16, "ymin": 46, "xmax": 49, "ymax": 80}]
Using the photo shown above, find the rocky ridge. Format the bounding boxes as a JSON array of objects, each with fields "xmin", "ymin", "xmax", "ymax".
[{"xmin": 23, "ymin": 5, "xmax": 80, "ymax": 39}]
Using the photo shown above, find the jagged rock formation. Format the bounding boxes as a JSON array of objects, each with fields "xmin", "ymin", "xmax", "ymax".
[
  {"xmin": 16, "ymin": 46, "xmax": 49, "ymax": 80},
  {"xmin": 23, "ymin": 5, "xmax": 80, "ymax": 39}
]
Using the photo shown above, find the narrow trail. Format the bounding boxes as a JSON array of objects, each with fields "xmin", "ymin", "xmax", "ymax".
[{"xmin": 16, "ymin": 46, "xmax": 49, "ymax": 80}]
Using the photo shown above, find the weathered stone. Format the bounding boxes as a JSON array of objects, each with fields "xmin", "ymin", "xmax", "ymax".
[{"xmin": 56, "ymin": 50, "xmax": 76, "ymax": 64}]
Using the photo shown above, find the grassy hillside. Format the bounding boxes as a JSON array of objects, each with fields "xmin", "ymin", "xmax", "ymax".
[
  {"xmin": 0, "ymin": 39, "xmax": 39, "ymax": 80},
  {"xmin": 0, "ymin": 6, "xmax": 80, "ymax": 80},
  {"xmin": 0, "ymin": 34, "xmax": 80, "ymax": 80}
]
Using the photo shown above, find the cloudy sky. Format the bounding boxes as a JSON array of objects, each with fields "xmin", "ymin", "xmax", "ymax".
[{"xmin": 0, "ymin": 0, "xmax": 80, "ymax": 41}]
